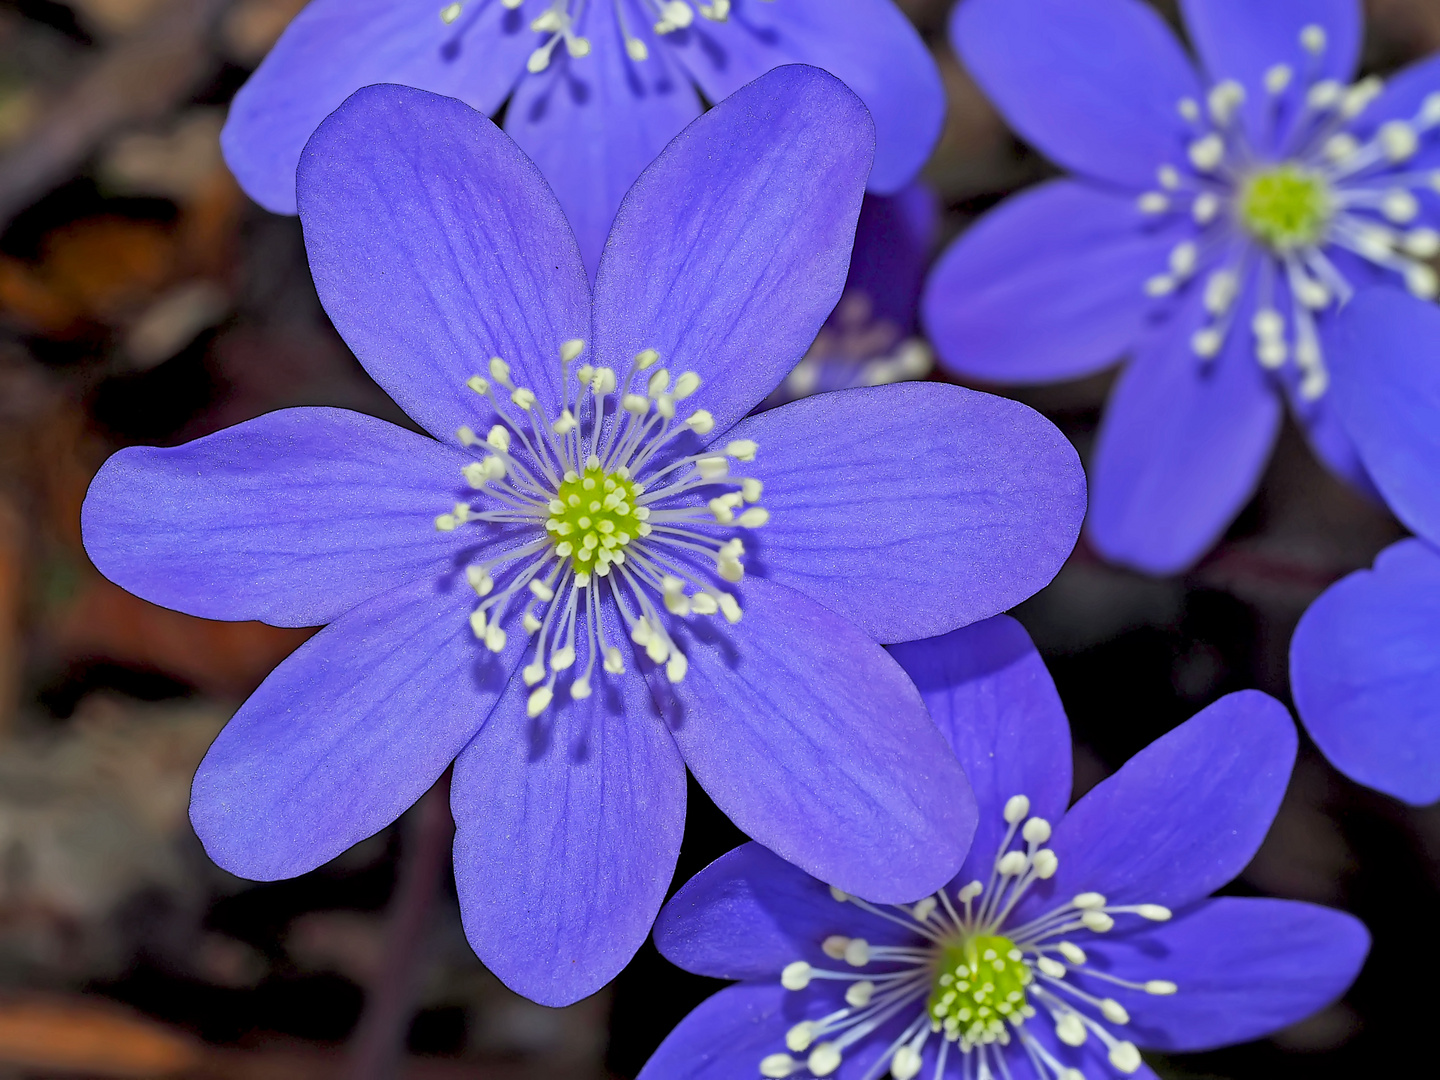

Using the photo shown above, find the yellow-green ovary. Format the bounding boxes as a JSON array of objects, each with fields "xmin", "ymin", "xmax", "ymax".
[
  {"xmin": 1237, "ymin": 165, "xmax": 1332, "ymax": 250},
  {"xmin": 546, "ymin": 465, "xmax": 646, "ymax": 575},
  {"xmin": 928, "ymin": 935, "xmax": 1031, "ymax": 1044}
]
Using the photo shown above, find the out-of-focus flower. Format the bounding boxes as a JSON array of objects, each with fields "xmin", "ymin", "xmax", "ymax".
[
  {"xmin": 1291, "ymin": 287, "xmax": 1440, "ymax": 805},
  {"xmin": 645, "ymin": 616, "xmax": 1369, "ymax": 1080},
  {"xmin": 766, "ymin": 183, "xmax": 937, "ymax": 409},
  {"xmin": 81, "ymin": 70, "xmax": 1086, "ymax": 1006},
  {"xmin": 924, "ymin": 0, "xmax": 1440, "ymax": 575},
  {"xmin": 222, "ymin": 0, "xmax": 943, "ymax": 276}
]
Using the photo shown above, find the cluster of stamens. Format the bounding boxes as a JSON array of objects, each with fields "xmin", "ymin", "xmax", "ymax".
[
  {"xmin": 1135, "ymin": 23, "xmax": 1440, "ymax": 400},
  {"xmin": 435, "ymin": 339, "xmax": 766, "ymax": 717},
  {"xmin": 440, "ymin": 0, "xmax": 739, "ymax": 71},
  {"xmin": 780, "ymin": 292, "xmax": 934, "ymax": 401},
  {"xmin": 761, "ymin": 795, "xmax": 1177, "ymax": 1080}
]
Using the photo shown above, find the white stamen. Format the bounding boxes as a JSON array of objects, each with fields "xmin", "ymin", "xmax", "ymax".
[
  {"xmin": 1188, "ymin": 134, "xmax": 1225, "ymax": 172},
  {"xmin": 1300, "ymin": 24, "xmax": 1327, "ymax": 55}
]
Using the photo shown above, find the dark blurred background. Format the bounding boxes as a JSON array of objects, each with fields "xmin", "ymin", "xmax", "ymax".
[{"xmin": 0, "ymin": 0, "xmax": 1434, "ymax": 1077}]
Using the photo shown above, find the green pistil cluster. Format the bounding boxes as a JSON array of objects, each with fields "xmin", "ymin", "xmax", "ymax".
[
  {"xmin": 546, "ymin": 465, "xmax": 647, "ymax": 576},
  {"xmin": 928, "ymin": 935, "xmax": 1031, "ymax": 1045},
  {"xmin": 1238, "ymin": 165, "xmax": 1332, "ymax": 250}
]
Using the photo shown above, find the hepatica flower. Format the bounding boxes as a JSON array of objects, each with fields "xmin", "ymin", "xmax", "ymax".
[
  {"xmin": 644, "ymin": 617, "xmax": 1369, "ymax": 1080},
  {"xmin": 223, "ymin": 0, "xmax": 942, "ymax": 276},
  {"xmin": 1291, "ymin": 288, "xmax": 1440, "ymax": 805},
  {"xmin": 765, "ymin": 182, "xmax": 937, "ymax": 409},
  {"xmin": 81, "ymin": 68, "xmax": 1086, "ymax": 1005},
  {"xmin": 923, "ymin": 0, "xmax": 1440, "ymax": 575}
]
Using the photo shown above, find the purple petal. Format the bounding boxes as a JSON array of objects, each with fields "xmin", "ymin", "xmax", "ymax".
[
  {"xmin": 729, "ymin": 382, "xmax": 1085, "ymax": 643},
  {"xmin": 1088, "ymin": 284, "xmax": 1282, "ymax": 576},
  {"xmin": 1179, "ymin": 0, "xmax": 1361, "ymax": 139},
  {"xmin": 1330, "ymin": 286, "xmax": 1440, "ymax": 546},
  {"xmin": 654, "ymin": 842, "xmax": 913, "ymax": 981},
  {"xmin": 1085, "ymin": 897, "xmax": 1368, "ymax": 1051},
  {"xmin": 298, "ymin": 84, "xmax": 590, "ymax": 442},
  {"xmin": 1016, "ymin": 690, "xmax": 1296, "ymax": 922},
  {"xmin": 592, "ymin": 64, "xmax": 872, "ymax": 435},
  {"xmin": 889, "ymin": 616, "xmax": 1072, "ymax": 887},
  {"xmin": 1354, "ymin": 51, "xmax": 1440, "ymax": 131},
  {"xmin": 923, "ymin": 179, "xmax": 1183, "ymax": 384},
  {"xmin": 222, "ymin": 0, "xmax": 533, "ymax": 214},
  {"xmin": 1290, "ymin": 538, "xmax": 1440, "ymax": 805},
  {"xmin": 664, "ymin": 0, "xmax": 942, "ymax": 192},
  {"xmin": 659, "ymin": 575, "xmax": 975, "ymax": 904},
  {"xmin": 951, "ymin": 0, "xmax": 1200, "ymax": 188},
  {"xmin": 634, "ymin": 982, "xmax": 799, "ymax": 1080},
  {"xmin": 505, "ymin": 7, "xmax": 701, "ymax": 280},
  {"xmin": 81, "ymin": 407, "xmax": 470, "ymax": 628},
  {"xmin": 451, "ymin": 644, "xmax": 686, "ymax": 1006},
  {"xmin": 190, "ymin": 573, "xmax": 523, "ymax": 880}
]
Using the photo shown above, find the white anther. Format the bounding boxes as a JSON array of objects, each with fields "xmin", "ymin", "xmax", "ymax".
[
  {"xmin": 1207, "ymin": 80, "xmax": 1245, "ymax": 125},
  {"xmin": 1144, "ymin": 274, "xmax": 1176, "ymax": 297},
  {"xmin": 741, "ymin": 478, "xmax": 763, "ymax": 502},
  {"xmin": 1300, "ymin": 24, "xmax": 1327, "ymax": 55},
  {"xmin": 843, "ymin": 938, "xmax": 870, "ymax": 967},
  {"xmin": 575, "ymin": 364, "xmax": 595, "ymax": 386},
  {"xmin": 1406, "ymin": 262, "xmax": 1439, "ymax": 299},
  {"xmin": 619, "ymin": 393, "xmax": 647, "ymax": 415},
  {"xmin": 807, "ymin": 1043, "xmax": 841, "ymax": 1077},
  {"xmin": 440, "ymin": 2, "xmax": 463, "ymax": 23},
  {"xmin": 647, "ymin": 369, "xmax": 671, "ymax": 397},
  {"xmin": 708, "ymin": 498, "xmax": 735, "ymax": 525},
  {"xmin": 1109, "ymin": 1041, "xmax": 1142, "ymax": 1074},
  {"xmin": 1379, "ymin": 120, "xmax": 1420, "ymax": 162},
  {"xmin": 1145, "ymin": 980, "xmax": 1178, "ymax": 995},
  {"xmin": 1324, "ymin": 133, "xmax": 1359, "ymax": 162},
  {"xmin": 1057, "ymin": 941, "xmax": 1086, "ymax": 965},
  {"xmin": 1004, "ymin": 795, "xmax": 1031, "ymax": 824},
  {"xmin": 781, "ymin": 961, "xmax": 812, "ymax": 990},
  {"xmin": 560, "ymin": 338, "xmax": 585, "ymax": 362},
  {"xmin": 529, "ymin": 579, "xmax": 555, "ymax": 602},
  {"xmin": 1101, "ymin": 999, "xmax": 1130, "ymax": 1024},
  {"xmin": 1059, "ymin": 1071, "xmax": 1084, "ymax": 1080},
  {"xmin": 697, "ymin": 456, "xmax": 729, "ymax": 481},
  {"xmin": 1137, "ymin": 192, "xmax": 1169, "ymax": 214},
  {"xmin": 822, "ymin": 935, "xmax": 850, "ymax": 960},
  {"xmin": 673, "ymin": 371, "xmax": 701, "ymax": 398},
  {"xmin": 1297, "ymin": 335, "xmax": 1322, "ymax": 370},
  {"xmin": 1195, "ymin": 330, "xmax": 1222, "ymax": 363},
  {"xmin": 1022, "ymin": 817, "xmax": 1052, "ymax": 844},
  {"xmin": 737, "ymin": 507, "xmax": 770, "ymax": 528},
  {"xmin": 457, "ymin": 425, "xmax": 479, "ymax": 446},
  {"xmin": 844, "ymin": 981, "xmax": 874, "ymax": 1008},
  {"xmin": 1055, "ymin": 1012, "xmax": 1087, "ymax": 1047},
  {"xmin": 1264, "ymin": 64, "xmax": 1292, "ymax": 95},
  {"xmin": 1300, "ymin": 366, "xmax": 1329, "ymax": 401},
  {"xmin": 604, "ymin": 647, "xmax": 624, "ymax": 674},
  {"xmin": 1037, "ymin": 957, "xmax": 1066, "ymax": 978},
  {"xmin": 957, "ymin": 881, "xmax": 984, "ymax": 903},
  {"xmin": 1204, "ymin": 270, "xmax": 1238, "ymax": 314},
  {"xmin": 655, "ymin": 394, "xmax": 676, "ymax": 419},
  {"xmin": 666, "ymin": 650, "xmax": 688, "ymax": 683},
  {"xmin": 1192, "ymin": 191, "xmax": 1221, "ymax": 224},
  {"xmin": 645, "ymin": 635, "xmax": 669, "ymax": 663},
  {"xmin": 1383, "ymin": 189, "xmax": 1420, "ymax": 223},
  {"xmin": 552, "ymin": 409, "xmax": 577, "ymax": 436},
  {"xmin": 1177, "ymin": 98, "xmax": 1200, "ymax": 123},
  {"xmin": 1073, "ymin": 892, "xmax": 1106, "ymax": 910},
  {"xmin": 484, "ymin": 624, "xmax": 507, "ymax": 652},
  {"xmin": 1157, "ymin": 165, "xmax": 1181, "ymax": 189},
  {"xmin": 1032, "ymin": 849, "xmax": 1059, "ymax": 878},
  {"xmin": 466, "ymin": 375, "xmax": 488, "ymax": 395},
  {"xmin": 726, "ymin": 439, "xmax": 758, "ymax": 461},
  {"xmin": 997, "ymin": 851, "xmax": 1029, "ymax": 876},
  {"xmin": 1168, "ymin": 241, "xmax": 1198, "ymax": 277},
  {"xmin": 1422, "ymin": 91, "xmax": 1440, "ymax": 127},
  {"xmin": 631, "ymin": 348, "xmax": 660, "ymax": 369},
  {"xmin": 1352, "ymin": 222, "xmax": 1396, "ymax": 260},
  {"xmin": 691, "ymin": 593, "xmax": 719, "ymax": 615},
  {"xmin": 566, "ymin": 34, "xmax": 591, "ymax": 57},
  {"xmin": 1136, "ymin": 904, "xmax": 1172, "ymax": 921},
  {"xmin": 570, "ymin": 678, "xmax": 592, "ymax": 700},
  {"xmin": 466, "ymin": 566, "xmax": 493, "ymax": 596},
  {"xmin": 1188, "ymin": 134, "xmax": 1225, "ymax": 172},
  {"xmin": 684, "ymin": 409, "xmax": 714, "ymax": 435},
  {"xmin": 435, "ymin": 513, "xmax": 458, "ymax": 532},
  {"xmin": 488, "ymin": 356, "xmax": 511, "ymax": 385},
  {"xmin": 468, "ymin": 609, "xmax": 487, "ymax": 639},
  {"xmin": 891, "ymin": 1045, "xmax": 923, "ymax": 1080},
  {"xmin": 1295, "ymin": 276, "xmax": 1330, "ymax": 309},
  {"xmin": 482, "ymin": 425, "xmax": 509, "ymax": 452},
  {"xmin": 1252, "ymin": 308, "xmax": 1284, "ymax": 339},
  {"xmin": 523, "ymin": 661, "xmax": 546, "ymax": 686},
  {"xmin": 761, "ymin": 1053, "xmax": 800, "ymax": 1078},
  {"xmin": 551, "ymin": 646, "xmax": 576, "ymax": 671},
  {"xmin": 1404, "ymin": 228, "xmax": 1440, "ymax": 258},
  {"xmin": 523, "ymin": 611, "xmax": 542, "ymax": 634},
  {"xmin": 462, "ymin": 462, "xmax": 488, "ymax": 488},
  {"xmin": 912, "ymin": 896, "xmax": 937, "ymax": 922},
  {"xmin": 1081, "ymin": 910, "xmax": 1116, "ymax": 932},
  {"xmin": 526, "ymin": 686, "xmax": 553, "ymax": 718},
  {"xmin": 1308, "ymin": 80, "xmax": 1342, "ymax": 111},
  {"xmin": 1342, "ymin": 76, "xmax": 1383, "ymax": 119},
  {"xmin": 786, "ymin": 1022, "xmax": 818, "ymax": 1052},
  {"xmin": 718, "ymin": 594, "xmax": 742, "ymax": 624}
]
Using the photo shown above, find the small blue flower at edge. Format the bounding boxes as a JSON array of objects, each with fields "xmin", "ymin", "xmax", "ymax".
[
  {"xmin": 923, "ymin": 0, "xmax": 1440, "ymax": 576},
  {"xmin": 222, "ymin": 0, "xmax": 943, "ymax": 278},
  {"xmin": 644, "ymin": 616, "xmax": 1369, "ymax": 1080},
  {"xmin": 80, "ymin": 69, "xmax": 1087, "ymax": 1008}
]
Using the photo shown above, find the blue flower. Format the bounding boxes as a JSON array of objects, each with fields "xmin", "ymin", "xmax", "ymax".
[
  {"xmin": 922, "ymin": 0, "xmax": 1440, "ymax": 575},
  {"xmin": 222, "ymin": 0, "xmax": 943, "ymax": 278},
  {"xmin": 643, "ymin": 617, "xmax": 1369, "ymax": 1080},
  {"xmin": 763, "ymin": 182, "xmax": 937, "ymax": 409},
  {"xmin": 81, "ymin": 69, "xmax": 1085, "ymax": 1005},
  {"xmin": 1291, "ymin": 287, "xmax": 1440, "ymax": 805}
]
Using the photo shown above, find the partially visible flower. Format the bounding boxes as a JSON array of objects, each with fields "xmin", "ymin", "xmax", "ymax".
[
  {"xmin": 645, "ymin": 617, "xmax": 1368, "ymax": 1080},
  {"xmin": 1291, "ymin": 287, "xmax": 1440, "ymax": 805},
  {"xmin": 766, "ymin": 182, "xmax": 937, "ymax": 409},
  {"xmin": 81, "ymin": 69, "xmax": 1086, "ymax": 1006},
  {"xmin": 923, "ymin": 0, "xmax": 1440, "ymax": 574},
  {"xmin": 223, "ymin": 0, "xmax": 943, "ymax": 276}
]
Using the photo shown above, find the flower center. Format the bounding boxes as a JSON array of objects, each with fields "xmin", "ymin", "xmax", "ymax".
[
  {"xmin": 546, "ymin": 464, "xmax": 646, "ymax": 577},
  {"xmin": 1237, "ymin": 165, "xmax": 1332, "ymax": 250},
  {"xmin": 928, "ymin": 935, "xmax": 1031, "ymax": 1047}
]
